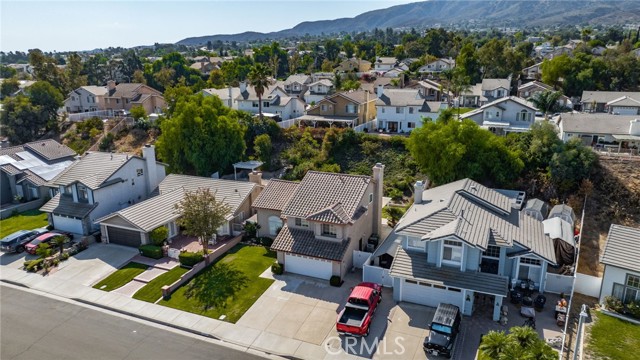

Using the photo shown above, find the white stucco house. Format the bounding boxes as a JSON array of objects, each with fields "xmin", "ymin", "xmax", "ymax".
[
  {"xmin": 460, "ymin": 96, "xmax": 538, "ymax": 135},
  {"xmin": 304, "ymin": 79, "xmax": 335, "ymax": 105},
  {"xmin": 40, "ymin": 145, "xmax": 166, "ymax": 236},
  {"xmin": 599, "ymin": 224, "xmax": 640, "ymax": 306},
  {"xmin": 374, "ymin": 57, "xmax": 398, "ymax": 72},
  {"xmin": 375, "ymin": 86, "xmax": 446, "ymax": 133},
  {"xmin": 235, "ymin": 82, "xmax": 305, "ymax": 120},
  {"xmin": 459, "ymin": 78, "xmax": 511, "ymax": 107},
  {"xmin": 417, "ymin": 58, "xmax": 455, "ymax": 74},
  {"xmin": 201, "ymin": 87, "xmax": 242, "ymax": 110},
  {"xmin": 557, "ymin": 114, "xmax": 640, "ymax": 150},
  {"xmin": 64, "ymin": 86, "xmax": 108, "ymax": 113}
]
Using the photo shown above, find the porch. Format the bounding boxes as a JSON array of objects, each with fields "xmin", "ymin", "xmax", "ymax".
[{"xmin": 167, "ymin": 233, "xmax": 236, "ymax": 253}]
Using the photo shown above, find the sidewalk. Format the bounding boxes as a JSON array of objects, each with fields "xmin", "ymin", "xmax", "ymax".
[{"xmin": 0, "ymin": 267, "xmax": 361, "ymax": 360}]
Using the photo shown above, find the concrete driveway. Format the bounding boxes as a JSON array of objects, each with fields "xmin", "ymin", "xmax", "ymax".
[
  {"xmin": 48, "ymin": 243, "xmax": 138, "ymax": 286},
  {"xmin": 0, "ymin": 251, "xmax": 37, "ymax": 269}
]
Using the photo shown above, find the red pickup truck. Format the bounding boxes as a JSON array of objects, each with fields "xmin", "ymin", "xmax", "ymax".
[{"xmin": 336, "ymin": 282, "xmax": 382, "ymax": 337}]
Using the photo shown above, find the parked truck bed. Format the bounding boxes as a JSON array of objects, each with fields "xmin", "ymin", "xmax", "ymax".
[{"xmin": 338, "ymin": 305, "xmax": 368, "ymax": 327}]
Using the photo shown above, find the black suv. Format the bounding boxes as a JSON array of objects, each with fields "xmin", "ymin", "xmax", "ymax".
[
  {"xmin": 0, "ymin": 229, "xmax": 46, "ymax": 254},
  {"xmin": 423, "ymin": 303, "xmax": 461, "ymax": 358}
]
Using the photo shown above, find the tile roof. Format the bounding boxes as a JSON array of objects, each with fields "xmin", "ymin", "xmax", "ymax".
[
  {"xmin": 107, "ymin": 83, "xmax": 143, "ymax": 98},
  {"xmin": 17, "ymin": 170, "xmax": 47, "ymax": 186},
  {"xmin": 518, "ymin": 81, "xmax": 552, "ymax": 91},
  {"xmin": 461, "ymin": 96, "xmax": 538, "ymax": 119},
  {"xmin": 48, "ymin": 152, "xmax": 132, "ymax": 189},
  {"xmin": 376, "ymin": 89, "xmax": 426, "ymax": 107},
  {"xmin": 376, "ymin": 57, "xmax": 397, "ymax": 65},
  {"xmin": 390, "ymin": 248, "xmax": 509, "ymax": 296},
  {"xmin": 524, "ymin": 198, "xmax": 550, "ymax": 218},
  {"xmin": 202, "ymin": 87, "xmax": 241, "ymax": 101},
  {"xmin": 339, "ymin": 90, "xmax": 374, "ymax": 104},
  {"xmin": 481, "ymin": 78, "xmax": 511, "ymax": 91},
  {"xmin": 40, "ymin": 194, "xmax": 97, "ymax": 218},
  {"xmin": 395, "ymin": 178, "xmax": 556, "ymax": 264},
  {"xmin": 548, "ymin": 204, "xmax": 576, "ymax": 222},
  {"xmin": 600, "ymin": 224, "xmax": 640, "ymax": 272},
  {"xmin": 559, "ymin": 113, "xmax": 638, "ymax": 135},
  {"xmin": 1, "ymin": 164, "xmax": 21, "ymax": 176},
  {"xmin": 24, "ymin": 139, "xmax": 76, "ymax": 161},
  {"xmin": 581, "ymin": 91, "xmax": 640, "ymax": 104},
  {"xmin": 606, "ymin": 96, "xmax": 640, "ymax": 107},
  {"xmin": 308, "ymin": 79, "xmax": 333, "ymax": 87},
  {"xmin": 270, "ymin": 225, "xmax": 351, "ymax": 261},
  {"xmin": 281, "ymin": 171, "xmax": 371, "ymax": 224},
  {"xmin": 284, "ymin": 74, "xmax": 311, "ymax": 85},
  {"xmin": 252, "ymin": 179, "xmax": 299, "ymax": 211},
  {"xmin": 79, "ymin": 85, "xmax": 108, "ymax": 97}
]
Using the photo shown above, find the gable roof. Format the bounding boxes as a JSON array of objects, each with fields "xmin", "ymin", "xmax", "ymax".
[
  {"xmin": 308, "ymin": 79, "xmax": 333, "ymax": 87},
  {"xmin": 252, "ymin": 179, "xmax": 299, "ymax": 211},
  {"xmin": 481, "ymin": 78, "xmax": 511, "ymax": 91},
  {"xmin": 201, "ymin": 87, "xmax": 241, "ymax": 101},
  {"xmin": 601, "ymin": 224, "xmax": 640, "ymax": 272},
  {"xmin": 376, "ymin": 89, "xmax": 426, "ymax": 107},
  {"xmin": 40, "ymin": 193, "xmax": 98, "ymax": 218},
  {"xmin": 376, "ymin": 57, "xmax": 397, "ymax": 65},
  {"xmin": 77, "ymin": 85, "xmax": 108, "ymax": 97},
  {"xmin": 581, "ymin": 91, "xmax": 640, "ymax": 104},
  {"xmin": 606, "ymin": 96, "xmax": 640, "ymax": 107},
  {"xmin": 395, "ymin": 178, "xmax": 556, "ymax": 263},
  {"xmin": 0, "ymin": 139, "xmax": 76, "ymax": 163},
  {"xmin": 270, "ymin": 225, "xmax": 351, "ymax": 261},
  {"xmin": 518, "ymin": 81, "xmax": 552, "ymax": 92},
  {"xmin": 558, "ymin": 113, "xmax": 638, "ymax": 136},
  {"xmin": 47, "ymin": 152, "xmax": 136, "ymax": 189},
  {"xmin": 281, "ymin": 171, "xmax": 371, "ymax": 225},
  {"xmin": 460, "ymin": 96, "xmax": 538, "ymax": 119},
  {"xmin": 284, "ymin": 74, "xmax": 311, "ymax": 85}
]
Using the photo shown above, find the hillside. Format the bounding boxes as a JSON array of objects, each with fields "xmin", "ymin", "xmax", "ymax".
[{"xmin": 177, "ymin": 0, "xmax": 640, "ymax": 45}]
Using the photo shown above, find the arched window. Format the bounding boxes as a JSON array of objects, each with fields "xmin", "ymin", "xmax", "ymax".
[{"xmin": 268, "ymin": 216, "xmax": 282, "ymax": 236}]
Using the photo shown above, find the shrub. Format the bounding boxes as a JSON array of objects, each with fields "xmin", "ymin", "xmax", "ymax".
[
  {"xmin": 330, "ymin": 275, "xmax": 342, "ymax": 287},
  {"xmin": 626, "ymin": 300, "xmax": 640, "ymax": 319},
  {"xmin": 179, "ymin": 251, "xmax": 204, "ymax": 267},
  {"xmin": 604, "ymin": 296, "xmax": 624, "ymax": 313},
  {"xmin": 149, "ymin": 226, "xmax": 168, "ymax": 246},
  {"xmin": 243, "ymin": 221, "xmax": 260, "ymax": 241},
  {"xmin": 271, "ymin": 262, "xmax": 283, "ymax": 275},
  {"xmin": 25, "ymin": 259, "xmax": 44, "ymax": 272},
  {"xmin": 53, "ymin": 258, "xmax": 60, "ymax": 266},
  {"xmin": 387, "ymin": 188, "xmax": 404, "ymax": 201},
  {"xmin": 259, "ymin": 237, "xmax": 274, "ymax": 247},
  {"xmin": 98, "ymin": 133, "xmax": 115, "ymax": 152},
  {"xmin": 139, "ymin": 245, "xmax": 163, "ymax": 259},
  {"xmin": 60, "ymin": 253, "xmax": 70, "ymax": 261}
]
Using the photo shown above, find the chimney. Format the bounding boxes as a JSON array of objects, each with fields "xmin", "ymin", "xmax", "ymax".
[
  {"xmin": 376, "ymin": 84, "xmax": 384, "ymax": 97},
  {"xmin": 142, "ymin": 144, "xmax": 159, "ymax": 195},
  {"xmin": 107, "ymin": 80, "xmax": 116, "ymax": 91},
  {"xmin": 227, "ymin": 86, "xmax": 233, "ymax": 108},
  {"xmin": 248, "ymin": 170, "xmax": 262, "ymax": 186},
  {"xmin": 239, "ymin": 81, "xmax": 247, "ymax": 93},
  {"xmin": 630, "ymin": 119, "xmax": 640, "ymax": 136},
  {"xmin": 414, "ymin": 180, "xmax": 425, "ymax": 204},
  {"xmin": 372, "ymin": 163, "xmax": 385, "ymax": 236}
]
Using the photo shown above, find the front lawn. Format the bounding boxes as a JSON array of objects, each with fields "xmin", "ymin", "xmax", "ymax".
[
  {"xmin": 158, "ymin": 244, "xmax": 276, "ymax": 323},
  {"xmin": 93, "ymin": 262, "xmax": 149, "ymax": 291},
  {"xmin": 133, "ymin": 266, "xmax": 189, "ymax": 303},
  {"xmin": 0, "ymin": 210, "xmax": 48, "ymax": 238},
  {"xmin": 586, "ymin": 311, "xmax": 640, "ymax": 360}
]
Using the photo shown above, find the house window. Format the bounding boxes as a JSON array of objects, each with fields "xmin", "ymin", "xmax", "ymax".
[
  {"xmin": 409, "ymin": 107, "xmax": 414, "ymax": 114},
  {"xmin": 346, "ymin": 104, "xmax": 356, "ymax": 114},
  {"xmin": 518, "ymin": 257, "xmax": 542, "ymax": 281},
  {"xmin": 28, "ymin": 185, "xmax": 39, "ymax": 199},
  {"xmin": 369, "ymin": 193, "xmax": 373, "ymax": 203},
  {"xmin": 381, "ymin": 108, "xmax": 385, "ymax": 113},
  {"xmin": 64, "ymin": 186, "xmax": 73, "ymax": 195},
  {"xmin": 442, "ymin": 240, "xmax": 462, "ymax": 266},
  {"xmin": 520, "ymin": 110, "xmax": 530, "ymax": 121},
  {"xmin": 87, "ymin": 96, "xmax": 90, "ymax": 103},
  {"xmin": 321, "ymin": 104, "xmax": 327, "ymax": 111},
  {"xmin": 77, "ymin": 185, "xmax": 88, "ymax": 201},
  {"xmin": 136, "ymin": 169, "xmax": 144, "ymax": 177},
  {"xmin": 483, "ymin": 245, "xmax": 501, "ymax": 259},
  {"xmin": 408, "ymin": 122, "xmax": 415, "ymax": 129},
  {"xmin": 407, "ymin": 236, "xmax": 424, "ymax": 251},
  {"xmin": 612, "ymin": 274, "xmax": 640, "ymax": 304},
  {"xmin": 396, "ymin": 107, "xmax": 402, "ymax": 114},
  {"xmin": 268, "ymin": 216, "xmax": 282, "ymax": 236},
  {"xmin": 252, "ymin": 102, "xmax": 259, "ymax": 108},
  {"xmin": 294, "ymin": 218, "xmax": 309, "ymax": 228},
  {"xmin": 321, "ymin": 223, "xmax": 337, "ymax": 238},
  {"xmin": 263, "ymin": 101, "xmax": 270, "ymax": 108},
  {"xmin": 496, "ymin": 111, "xmax": 500, "ymax": 117},
  {"xmin": 116, "ymin": 99, "xmax": 120, "ymax": 104}
]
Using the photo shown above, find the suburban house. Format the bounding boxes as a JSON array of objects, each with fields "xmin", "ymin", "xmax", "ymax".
[
  {"xmin": 97, "ymin": 174, "xmax": 260, "ymax": 247},
  {"xmin": 189, "ymin": 61, "xmax": 218, "ymax": 76},
  {"xmin": 580, "ymin": 91, "xmax": 640, "ymax": 113},
  {"xmin": 302, "ymin": 90, "xmax": 377, "ymax": 127},
  {"xmin": 283, "ymin": 74, "xmax": 312, "ymax": 97},
  {"xmin": 374, "ymin": 57, "xmax": 398, "ymax": 72},
  {"xmin": 599, "ymin": 224, "xmax": 640, "ymax": 306},
  {"xmin": 102, "ymin": 81, "xmax": 166, "ymax": 115},
  {"xmin": 335, "ymin": 58, "xmax": 372, "ymax": 73},
  {"xmin": 64, "ymin": 85, "xmax": 108, "ymax": 113},
  {"xmin": 459, "ymin": 78, "xmax": 511, "ymax": 107},
  {"xmin": 304, "ymin": 79, "xmax": 335, "ymax": 104},
  {"xmin": 264, "ymin": 165, "xmax": 384, "ymax": 280},
  {"xmin": 460, "ymin": 96, "xmax": 538, "ymax": 135},
  {"xmin": 522, "ymin": 62, "xmax": 543, "ymax": 80},
  {"xmin": 557, "ymin": 114, "xmax": 640, "ymax": 150},
  {"xmin": 417, "ymin": 58, "xmax": 455, "ymax": 74},
  {"xmin": 365, "ymin": 179, "xmax": 559, "ymax": 321},
  {"xmin": 235, "ymin": 82, "xmax": 305, "ymax": 120},
  {"xmin": 517, "ymin": 81, "xmax": 571, "ymax": 109},
  {"xmin": 252, "ymin": 179, "xmax": 300, "ymax": 238},
  {"xmin": 201, "ymin": 87, "xmax": 242, "ymax": 110},
  {"xmin": 40, "ymin": 145, "xmax": 166, "ymax": 236},
  {"xmin": 375, "ymin": 86, "xmax": 446, "ymax": 133},
  {"xmin": 0, "ymin": 140, "xmax": 76, "ymax": 206}
]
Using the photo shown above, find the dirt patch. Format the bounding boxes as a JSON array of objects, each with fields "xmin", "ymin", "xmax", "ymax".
[{"xmin": 578, "ymin": 158, "xmax": 640, "ymax": 276}]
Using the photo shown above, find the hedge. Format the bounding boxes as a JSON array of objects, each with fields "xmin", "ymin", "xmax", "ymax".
[
  {"xmin": 178, "ymin": 251, "xmax": 204, "ymax": 267},
  {"xmin": 330, "ymin": 275, "xmax": 342, "ymax": 287},
  {"xmin": 139, "ymin": 245, "xmax": 163, "ymax": 259},
  {"xmin": 271, "ymin": 262, "xmax": 283, "ymax": 275}
]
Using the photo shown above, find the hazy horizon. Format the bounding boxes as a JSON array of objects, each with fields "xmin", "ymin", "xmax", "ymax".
[{"xmin": 1, "ymin": 0, "xmax": 416, "ymax": 52}]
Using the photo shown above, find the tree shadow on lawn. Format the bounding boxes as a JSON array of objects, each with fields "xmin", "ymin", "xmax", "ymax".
[{"xmin": 184, "ymin": 262, "xmax": 249, "ymax": 311}]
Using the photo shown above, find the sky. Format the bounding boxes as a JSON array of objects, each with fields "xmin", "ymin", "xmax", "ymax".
[{"xmin": 1, "ymin": 0, "xmax": 417, "ymax": 52}]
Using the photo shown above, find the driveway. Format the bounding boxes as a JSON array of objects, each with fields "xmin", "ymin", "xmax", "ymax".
[
  {"xmin": 0, "ymin": 251, "xmax": 37, "ymax": 270},
  {"xmin": 48, "ymin": 243, "xmax": 138, "ymax": 286}
]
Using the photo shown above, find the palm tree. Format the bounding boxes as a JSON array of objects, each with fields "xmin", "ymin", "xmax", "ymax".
[
  {"xmin": 450, "ymin": 72, "xmax": 473, "ymax": 118},
  {"xmin": 248, "ymin": 63, "xmax": 270, "ymax": 121},
  {"xmin": 52, "ymin": 235, "xmax": 67, "ymax": 255},
  {"xmin": 440, "ymin": 69, "xmax": 455, "ymax": 106},
  {"xmin": 528, "ymin": 90, "xmax": 563, "ymax": 119},
  {"xmin": 479, "ymin": 331, "xmax": 515, "ymax": 360}
]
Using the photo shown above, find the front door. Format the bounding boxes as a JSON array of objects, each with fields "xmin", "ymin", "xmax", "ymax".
[{"xmin": 388, "ymin": 121, "xmax": 398, "ymax": 132}]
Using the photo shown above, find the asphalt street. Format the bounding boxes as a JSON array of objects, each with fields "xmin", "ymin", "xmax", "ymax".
[{"xmin": 0, "ymin": 285, "xmax": 265, "ymax": 360}]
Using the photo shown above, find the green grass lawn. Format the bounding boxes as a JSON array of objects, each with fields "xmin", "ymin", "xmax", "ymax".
[
  {"xmin": 586, "ymin": 311, "xmax": 640, "ymax": 360},
  {"xmin": 0, "ymin": 210, "xmax": 48, "ymax": 238},
  {"xmin": 158, "ymin": 244, "xmax": 276, "ymax": 323},
  {"xmin": 93, "ymin": 262, "xmax": 149, "ymax": 291},
  {"xmin": 133, "ymin": 266, "xmax": 189, "ymax": 303}
]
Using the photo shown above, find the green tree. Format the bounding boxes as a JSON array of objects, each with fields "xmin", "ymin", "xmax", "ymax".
[
  {"xmin": 149, "ymin": 226, "xmax": 168, "ymax": 246},
  {"xmin": 65, "ymin": 52, "xmax": 87, "ymax": 92},
  {"xmin": 253, "ymin": 133, "xmax": 272, "ymax": 170},
  {"xmin": 26, "ymin": 81, "xmax": 64, "ymax": 131},
  {"xmin": 52, "ymin": 235, "xmax": 67, "ymax": 255},
  {"xmin": 35, "ymin": 242, "xmax": 52, "ymax": 259},
  {"xmin": 174, "ymin": 188, "xmax": 231, "ymax": 257},
  {"xmin": 130, "ymin": 105, "xmax": 147, "ymax": 121},
  {"xmin": 549, "ymin": 137, "xmax": 597, "ymax": 197},
  {"xmin": 0, "ymin": 77, "xmax": 20, "ymax": 99},
  {"xmin": 156, "ymin": 93, "xmax": 246, "ymax": 176},
  {"xmin": 324, "ymin": 39, "xmax": 340, "ymax": 61},
  {"xmin": 528, "ymin": 90, "xmax": 563, "ymax": 118},
  {"xmin": 247, "ymin": 63, "xmax": 270, "ymax": 121},
  {"xmin": 456, "ymin": 42, "xmax": 481, "ymax": 84},
  {"xmin": 0, "ymin": 64, "xmax": 18, "ymax": 78},
  {"xmin": 0, "ymin": 96, "xmax": 43, "ymax": 143}
]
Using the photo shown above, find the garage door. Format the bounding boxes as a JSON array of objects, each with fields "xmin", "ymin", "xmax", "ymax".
[
  {"xmin": 401, "ymin": 279, "xmax": 464, "ymax": 309},
  {"xmin": 284, "ymin": 253, "xmax": 333, "ymax": 280},
  {"xmin": 107, "ymin": 226, "xmax": 142, "ymax": 247},
  {"xmin": 52, "ymin": 215, "xmax": 84, "ymax": 235}
]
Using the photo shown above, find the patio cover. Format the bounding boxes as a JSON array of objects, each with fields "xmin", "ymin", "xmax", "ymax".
[
  {"xmin": 232, "ymin": 160, "xmax": 263, "ymax": 180},
  {"xmin": 612, "ymin": 134, "xmax": 640, "ymax": 141},
  {"xmin": 482, "ymin": 121, "xmax": 511, "ymax": 128}
]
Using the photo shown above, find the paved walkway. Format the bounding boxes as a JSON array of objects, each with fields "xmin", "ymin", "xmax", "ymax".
[
  {"xmin": 0, "ymin": 267, "xmax": 362, "ymax": 360},
  {"xmin": 112, "ymin": 279, "xmax": 147, "ymax": 297},
  {"xmin": 130, "ymin": 255, "xmax": 179, "ymax": 270}
]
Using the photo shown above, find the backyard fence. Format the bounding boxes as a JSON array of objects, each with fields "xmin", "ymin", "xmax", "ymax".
[
  {"xmin": 161, "ymin": 235, "xmax": 242, "ymax": 298},
  {"xmin": 352, "ymin": 250, "xmax": 371, "ymax": 269},
  {"xmin": 67, "ymin": 110, "xmax": 113, "ymax": 122},
  {"xmin": 277, "ymin": 118, "xmax": 298, "ymax": 129},
  {"xmin": 353, "ymin": 119, "xmax": 378, "ymax": 133},
  {"xmin": 363, "ymin": 263, "xmax": 394, "ymax": 287},
  {"xmin": 545, "ymin": 273, "xmax": 575, "ymax": 295},
  {"xmin": 574, "ymin": 273, "xmax": 602, "ymax": 298}
]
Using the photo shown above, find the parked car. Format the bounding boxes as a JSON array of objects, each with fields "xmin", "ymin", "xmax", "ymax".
[
  {"xmin": 25, "ymin": 231, "xmax": 73, "ymax": 255},
  {"xmin": 336, "ymin": 282, "xmax": 382, "ymax": 337},
  {"xmin": 0, "ymin": 229, "xmax": 47, "ymax": 253},
  {"xmin": 423, "ymin": 303, "xmax": 461, "ymax": 358}
]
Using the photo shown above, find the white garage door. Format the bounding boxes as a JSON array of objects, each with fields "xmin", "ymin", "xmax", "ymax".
[
  {"xmin": 401, "ymin": 279, "xmax": 464, "ymax": 309},
  {"xmin": 285, "ymin": 253, "xmax": 333, "ymax": 280},
  {"xmin": 52, "ymin": 215, "xmax": 84, "ymax": 235}
]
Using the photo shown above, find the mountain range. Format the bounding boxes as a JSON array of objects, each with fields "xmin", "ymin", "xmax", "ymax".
[{"xmin": 177, "ymin": 0, "xmax": 640, "ymax": 46}]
